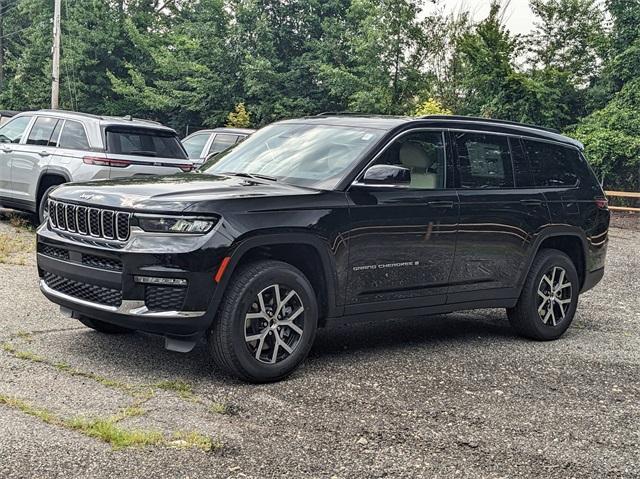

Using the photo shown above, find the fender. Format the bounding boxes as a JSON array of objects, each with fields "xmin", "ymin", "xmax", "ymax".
[
  {"xmin": 36, "ymin": 168, "xmax": 71, "ymax": 198},
  {"xmin": 515, "ymin": 225, "xmax": 589, "ymax": 294},
  {"xmin": 206, "ymin": 232, "xmax": 342, "ymax": 327}
]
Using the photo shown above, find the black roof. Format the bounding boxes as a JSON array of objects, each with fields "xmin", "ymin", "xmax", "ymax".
[{"xmin": 290, "ymin": 113, "xmax": 582, "ymax": 149}]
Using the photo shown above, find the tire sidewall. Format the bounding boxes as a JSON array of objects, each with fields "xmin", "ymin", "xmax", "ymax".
[
  {"xmin": 524, "ymin": 252, "xmax": 579, "ymax": 340},
  {"xmin": 38, "ymin": 186, "xmax": 56, "ymax": 225},
  {"xmin": 227, "ymin": 265, "xmax": 318, "ymax": 381}
]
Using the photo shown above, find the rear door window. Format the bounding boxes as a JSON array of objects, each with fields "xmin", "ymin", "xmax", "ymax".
[
  {"xmin": 509, "ymin": 137, "xmax": 535, "ymax": 187},
  {"xmin": 182, "ymin": 133, "xmax": 210, "ymax": 159},
  {"xmin": 0, "ymin": 116, "xmax": 32, "ymax": 144},
  {"xmin": 454, "ymin": 132, "xmax": 514, "ymax": 188},
  {"xmin": 524, "ymin": 139, "xmax": 581, "ymax": 187},
  {"xmin": 208, "ymin": 134, "xmax": 240, "ymax": 154},
  {"xmin": 106, "ymin": 127, "xmax": 187, "ymax": 159},
  {"xmin": 59, "ymin": 120, "xmax": 90, "ymax": 150},
  {"xmin": 26, "ymin": 117, "xmax": 60, "ymax": 146}
]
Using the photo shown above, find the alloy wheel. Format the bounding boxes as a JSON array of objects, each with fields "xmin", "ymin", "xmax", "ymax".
[
  {"xmin": 537, "ymin": 266, "xmax": 572, "ymax": 326},
  {"xmin": 244, "ymin": 284, "xmax": 305, "ymax": 364}
]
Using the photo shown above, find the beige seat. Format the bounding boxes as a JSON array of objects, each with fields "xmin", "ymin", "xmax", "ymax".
[{"xmin": 399, "ymin": 142, "xmax": 438, "ymax": 189}]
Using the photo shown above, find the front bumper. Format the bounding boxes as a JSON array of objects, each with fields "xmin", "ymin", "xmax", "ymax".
[{"xmin": 37, "ymin": 224, "xmax": 229, "ymax": 337}]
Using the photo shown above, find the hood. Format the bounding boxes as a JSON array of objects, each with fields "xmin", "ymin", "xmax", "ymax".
[{"xmin": 50, "ymin": 173, "xmax": 318, "ymax": 212}]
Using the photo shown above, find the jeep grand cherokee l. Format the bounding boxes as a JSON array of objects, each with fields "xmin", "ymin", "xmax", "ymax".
[
  {"xmin": 0, "ymin": 110, "xmax": 193, "ymax": 223},
  {"xmin": 36, "ymin": 114, "xmax": 610, "ymax": 382}
]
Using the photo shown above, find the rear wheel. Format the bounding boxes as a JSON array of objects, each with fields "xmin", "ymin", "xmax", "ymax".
[
  {"xmin": 77, "ymin": 315, "xmax": 133, "ymax": 334},
  {"xmin": 208, "ymin": 260, "xmax": 318, "ymax": 383},
  {"xmin": 507, "ymin": 249, "xmax": 579, "ymax": 341}
]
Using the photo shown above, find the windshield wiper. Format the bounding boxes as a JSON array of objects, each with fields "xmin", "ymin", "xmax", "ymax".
[{"xmin": 222, "ymin": 172, "xmax": 278, "ymax": 182}]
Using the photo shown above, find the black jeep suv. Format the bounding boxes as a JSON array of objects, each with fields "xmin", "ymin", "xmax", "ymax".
[{"xmin": 37, "ymin": 115, "xmax": 610, "ymax": 382}]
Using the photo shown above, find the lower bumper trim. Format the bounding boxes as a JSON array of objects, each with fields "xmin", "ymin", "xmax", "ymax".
[{"xmin": 40, "ymin": 280, "xmax": 205, "ymax": 319}]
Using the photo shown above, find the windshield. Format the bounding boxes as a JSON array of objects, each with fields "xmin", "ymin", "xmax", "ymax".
[{"xmin": 200, "ymin": 123, "xmax": 384, "ymax": 189}]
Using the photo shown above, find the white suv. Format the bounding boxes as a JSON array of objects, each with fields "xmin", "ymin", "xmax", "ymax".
[{"xmin": 0, "ymin": 110, "xmax": 194, "ymax": 222}]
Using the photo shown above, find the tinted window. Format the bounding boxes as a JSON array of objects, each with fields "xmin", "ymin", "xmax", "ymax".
[
  {"xmin": 374, "ymin": 130, "xmax": 446, "ymax": 189},
  {"xmin": 59, "ymin": 120, "xmax": 90, "ymax": 150},
  {"xmin": 202, "ymin": 123, "xmax": 384, "ymax": 189},
  {"xmin": 524, "ymin": 139, "xmax": 581, "ymax": 187},
  {"xmin": 509, "ymin": 137, "xmax": 535, "ymax": 187},
  {"xmin": 106, "ymin": 127, "xmax": 187, "ymax": 159},
  {"xmin": 27, "ymin": 117, "xmax": 60, "ymax": 146},
  {"xmin": 209, "ymin": 134, "xmax": 240, "ymax": 154},
  {"xmin": 455, "ymin": 132, "xmax": 514, "ymax": 188},
  {"xmin": 182, "ymin": 133, "xmax": 210, "ymax": 159},
  {"xmin": 0, "ymin": 116, "xmax": 31, "ymax": 144}
]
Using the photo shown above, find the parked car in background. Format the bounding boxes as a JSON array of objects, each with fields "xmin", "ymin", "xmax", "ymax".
[
  {"xmin": 182, "ymin": 127, "xmax": 255, "ymax": 164},
  {"xmin": 36, "ymin": 114, "xmax": 609, "ymax": 382},
  {"xmin": 0, "ymin": 110, "xmax": 18, "ymax": 126},
  {"xmin": 0, "ymin": 110, "xmax": 193, "ymax": 222}
]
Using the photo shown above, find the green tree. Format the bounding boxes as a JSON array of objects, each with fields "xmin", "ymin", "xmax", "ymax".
[{"xmin": 414, "ymin": 97, "xmax": 452, "ymax": 116}]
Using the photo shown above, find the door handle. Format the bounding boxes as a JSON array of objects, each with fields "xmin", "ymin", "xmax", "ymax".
[
  {"xmin": 1, "ymin": 147, "xmax": 12, "ymax": 153},
  {"xmin": 427, "ymin": 200, "xmax": 455, "ymax": 208},
  {"xmin": 38, "ymin": 150, "xmax": 51, "ymax": 157},
  {"xmin": 520, "ymin": 199, "xmax": 544, "ymax": 206}
]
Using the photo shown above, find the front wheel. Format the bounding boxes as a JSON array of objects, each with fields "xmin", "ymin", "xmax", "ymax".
[
  {"xmin": 507, "ymin": 249, "xmax": 579, "ymax": 341},
  {"xmin": 208, "ymin": 260, "xmax": 318, "ymax": 383}
]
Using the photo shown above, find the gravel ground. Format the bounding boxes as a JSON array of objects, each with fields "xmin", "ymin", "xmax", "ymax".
[{"xmin": 0, "ymin": 211, "xmax": 639, "ymax": 478}]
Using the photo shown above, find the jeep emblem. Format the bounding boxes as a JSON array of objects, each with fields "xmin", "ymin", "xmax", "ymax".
[{"xmin": 79, "ymin": 193, "xmax": 94, "ymax": 200}]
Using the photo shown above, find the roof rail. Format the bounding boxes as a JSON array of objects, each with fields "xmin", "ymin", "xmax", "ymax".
[
  {"xmin": 420, "ymin": 115, "xmax": 561, "ymax": 134},
  {"xmin": 314, "ymin": 111, "xmax": 393, "ymax": 117}
]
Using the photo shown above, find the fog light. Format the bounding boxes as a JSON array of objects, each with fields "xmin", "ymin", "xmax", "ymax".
[{"xmin": 134, "ymin": 276, "xmax": 187, "ymax": 287}]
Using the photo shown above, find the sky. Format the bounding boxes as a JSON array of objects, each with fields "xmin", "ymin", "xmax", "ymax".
[{"xmin": 426, "ymin": 0, "xmax": 536, "ymax": 35}]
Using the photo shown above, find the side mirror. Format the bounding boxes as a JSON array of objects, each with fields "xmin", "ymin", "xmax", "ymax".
[{"xmin": 359, "ymin": 164, "xmax": 411, "ymax": 186}]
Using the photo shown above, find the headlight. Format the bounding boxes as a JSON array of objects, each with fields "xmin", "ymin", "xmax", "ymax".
[{"xmin": 135, "ymin": 215, "xmax": 217, "ymax": 234}]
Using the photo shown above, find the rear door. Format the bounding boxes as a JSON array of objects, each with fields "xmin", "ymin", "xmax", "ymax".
[
  {"xmin": 207, "ymin": 133, "xmax": 241, "ymax": 156},
  {"xmin": 104, "ymin": 126, "xmax": 193, "ymax": 178},
  {"xmin": 447, "ymin": 131, "xmax": 549, "ymax": 303}
]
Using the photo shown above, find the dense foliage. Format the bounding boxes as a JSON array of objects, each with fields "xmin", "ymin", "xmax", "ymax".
[{"xmin": 0, "ymin": 0, "xmax": 638, "ymax": 189}]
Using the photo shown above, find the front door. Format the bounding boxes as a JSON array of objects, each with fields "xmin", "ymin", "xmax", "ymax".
[
  {"xmin": 447, "ymin": 131, "xmax": 550, "ymax": 303},
  {"xmin": 0, "ymin": 115, "xmax": 34, "ymax": 202},
  {"xmin": 345, "ymin": 129, "xmax": 459, "ymax": 314}
]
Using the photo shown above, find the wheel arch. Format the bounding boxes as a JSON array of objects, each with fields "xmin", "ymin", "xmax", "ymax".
[
  {"xmin": 521, "ymin": 228, "xmax": 588, "ymax": 293},
  {"xmin": 36, "ymin": 168, "xmax": 70, "ymax": 206},
  {"xmin": 209, "ymin": 233, "xmax": 341, "ymax": 327}
]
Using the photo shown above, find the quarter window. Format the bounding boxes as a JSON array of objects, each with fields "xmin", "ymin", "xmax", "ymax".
[
  {"xmin": 0, "ymin": 116, "xmax": 32, "ymax": 144},
  {"xmin": 455, "ymin": 132, "xmax": 514, "ymax": 188},
  {"xmin": 27, "ymin": 117, "xmax": 60, "ymax": 147},
  {"xmin": 374, "ymin": 130, "xmax": 446, "ymax": 189},
  {"xmin": 524, "ymin": 139, "xmax": 581, "ymax": 187},
  {"xmin": 59, "ymin": 120, "xmax": 90, "ymax": 150}
]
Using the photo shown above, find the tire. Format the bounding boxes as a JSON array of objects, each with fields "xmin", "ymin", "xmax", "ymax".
[
  {"xmin": 208, "ymin": 260, "xmax": 318, "ymax": 383},
  {"xmin": 507, "ymin": 249, "xmax": 579, "ymax": 341},
  {"xmin": 37, "ymin": 186, "xmax": 57, "ymax": 225},
  {"xmin": 77, "ymin": 315, "xmax": 134, "ymax": 334}
]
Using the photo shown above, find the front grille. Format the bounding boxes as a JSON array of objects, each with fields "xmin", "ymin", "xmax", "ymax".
[
  {"xmin": 43, "ymin": 272, "xmax": 122, "ymax": 307},
  {"xmin": 48, "ymin": 200, "xmax": 131, "ymax": 242},
  {"xmin": 82, "ymin": 253, "xmax": 123, "ymax": 271},
  {"xmin": 39, "ymin": 244, "xmax": 69, "ymax": 261},
  {"xmin": 144, "ymin": 286, "xmax": 187, "ymax": 312}
]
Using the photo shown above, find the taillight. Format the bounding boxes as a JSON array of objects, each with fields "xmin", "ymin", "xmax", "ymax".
[
  {"xmin": 83, "ymin": 156, "xmax": 132, "ymax": 168},
  {"xmin": 179, "ymin": 163, "xmax": 195, "ymax": 172},
  {"xmin": 595, "ymin": 197, "xmax": 609, "ymax": 210}
]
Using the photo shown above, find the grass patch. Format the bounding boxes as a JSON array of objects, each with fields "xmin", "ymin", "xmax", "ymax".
[
  {"xmin": 8, "ymin": 213, "xmax": 34, "ymax": 231},
  {"xmin": 169, "ymin": 431, "xmax": 221, "ymax": 452},
  {"xmin": 0, "ymin": 394, "xmax": 216, "ymax": 451},
  {"xmin": 0, "ymin": 232, "xmax": 34, "ymax": 265},
  {"xmin": 209, "ymin": 402, "xmax": 230, "ymax": 415},
  {"xmin": 16, "ymin": 331, "xmax": 34, "ymax": 342},
  {"xmin": 154, "ymin": 380, "xmax": 194, "ymax": 399},
  {"xmin": 67, "ymin": 416, "xmax": 163, "ymax": 449}
]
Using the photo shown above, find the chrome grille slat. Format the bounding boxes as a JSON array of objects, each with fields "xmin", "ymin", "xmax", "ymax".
[{"xmin": 48, "ymin": 200, "xmax": 130, "ymax": 242}]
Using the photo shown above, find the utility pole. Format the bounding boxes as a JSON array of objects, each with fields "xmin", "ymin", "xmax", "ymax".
[
  {"xmin": 0, "ymin": 0, "xmax": 5, "ymax": 90},
  {"xmin": 51, "ymin": 0, "xmax": 61, "ymax": 109}
]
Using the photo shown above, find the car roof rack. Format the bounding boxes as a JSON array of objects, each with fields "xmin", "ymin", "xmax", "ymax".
[{"xmin": 420, "ymin": 115, "xmax": 561, "ymax": 134}]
